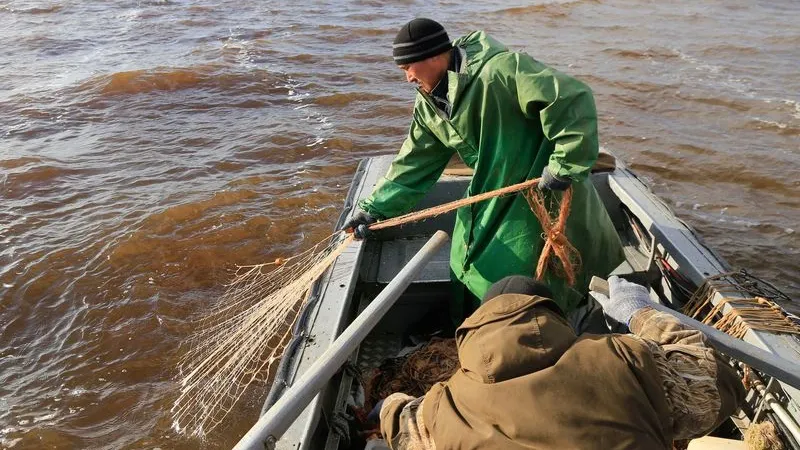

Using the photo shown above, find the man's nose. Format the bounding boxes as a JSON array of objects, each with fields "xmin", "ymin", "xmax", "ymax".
[{"xmin": 405, "ymin": 71, "xmax": 414, "ymax": 83}]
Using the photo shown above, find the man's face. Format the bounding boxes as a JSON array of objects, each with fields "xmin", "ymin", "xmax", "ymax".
[{"xmin": 399, "ymin": 55, "xmax": 447, "ymax": 94}]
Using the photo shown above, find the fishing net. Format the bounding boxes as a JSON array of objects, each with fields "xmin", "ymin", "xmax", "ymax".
[
  {"xmin": 683, "ymin": 271, "xmax": 800, "ymax": 340},
  {"xmin": 744, "ymin": 420, "xmax": 785, "ymax": 450},
  {"xmin": 363, "ymin": 338, "xmax": 459, "ymax": 412},
  {"xmin": 172, "ymin": 232, "xmax": 353, "ymax": 436},
  {"xmin": 172, "ymin": 176, "xmax": 582, "ymax": 437}
]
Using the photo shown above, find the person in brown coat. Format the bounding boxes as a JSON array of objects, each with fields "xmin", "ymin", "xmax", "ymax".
[{"xmin": 379, "ymin": 276, "xmax": 745, "ymax": 450}]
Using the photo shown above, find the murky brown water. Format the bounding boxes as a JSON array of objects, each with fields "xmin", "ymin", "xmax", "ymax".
[{"xmin": 1, "ymin": 0, "xmax": 798, "ymax": 448}]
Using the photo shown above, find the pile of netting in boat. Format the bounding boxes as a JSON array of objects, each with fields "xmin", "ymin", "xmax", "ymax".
[{"xmin": 362, "ymin": 337, "xmax": 459, "ymax": 415}]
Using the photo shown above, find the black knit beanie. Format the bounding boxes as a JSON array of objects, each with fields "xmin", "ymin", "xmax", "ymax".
[{"xmin": 393, "ymin": 18, "xmax": 452, "ymax": 65}]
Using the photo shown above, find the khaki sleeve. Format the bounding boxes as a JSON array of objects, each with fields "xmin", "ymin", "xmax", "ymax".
[
  {"xmin": 629, "ymin": 308, "xmax": 746, "ymax": 440},
  {"xmin": 379, "ymin": 393, "xmax": 436, "ymax": 450}
]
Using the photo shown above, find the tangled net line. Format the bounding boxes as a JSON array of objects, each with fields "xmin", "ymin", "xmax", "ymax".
[
  {"xmin": 172, "ymin": 233, "xmax": 353, "ymax": 436},
  {"xmin": 363, "ymin": 338, "xmax": 460, "ymax": 412},
  {"xmin": 173, "ymin": 177, "xmax": 578, "ymax": 436}
]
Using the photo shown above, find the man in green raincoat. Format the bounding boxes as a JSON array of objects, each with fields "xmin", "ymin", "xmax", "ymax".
[{"xmin": 344, "ymin": 18, "xmax": 624, "ymax": 320}]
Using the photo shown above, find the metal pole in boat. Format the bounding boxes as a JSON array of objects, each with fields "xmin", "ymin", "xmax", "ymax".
[
  {"xmin": 590, "ymin": 277, "xmax": 800, "ymax": 391},
  {"xmin": 232, "ymin": 230, "xmax": 450, "ymax": 450}
]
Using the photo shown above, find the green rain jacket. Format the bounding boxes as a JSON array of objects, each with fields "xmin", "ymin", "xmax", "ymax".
[{"xmin": 360, "ymin": 31, "xmax": 624, "ymax": 314}]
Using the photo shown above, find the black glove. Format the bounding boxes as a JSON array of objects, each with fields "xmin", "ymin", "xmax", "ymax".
[
  {"xmin": 538, "ymin": 166, "xmax": 572, "ymax": 191},
  {"xmin": 342, "ymin": 210, "xmax": 377, "ymax": 240}
]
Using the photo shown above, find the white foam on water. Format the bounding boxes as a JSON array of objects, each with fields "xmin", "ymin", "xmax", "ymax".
[
  {"xmin": 33, "ymin": 411, "xmax": 57, "ymax": 423},
  {"xmin": 786, "ymin": 99, "xmax": 800, "ymax": 120},
  {"xmin": 0, "ymin": 437, "xmax": 22, "ymax": 448},
  {"xmin": 752, "ymin": 117, "xmax": 788, "ymax": 129},
  {"xmin": 306, "ymin": 137, "xmax": 324, "ymax": 147},
  {"xmin": 67, "ymin": 387, "xmax": 87, "ymax": 396},
  {"xmin": 221, "ymin": 28, "xmax": 257, "ymax": 67},
  {"xmin": 673, "ymin": 48, "xmax": 758, "ymax": 99}
]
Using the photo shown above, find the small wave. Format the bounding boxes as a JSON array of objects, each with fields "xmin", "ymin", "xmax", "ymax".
[
  {"xmin": 3, "ymin": 439, "xmax": 22, "ymax": 449},
  {"xmin": 139, "ymin": 0, "xmax": 173, "ymax": 5},
  {"xmin": 673, "ymin": 143, "xmax": 716, "ymax": 156},
  {"xmin": 603, "ymin": 47, "xmax": 680, "ymax": 61},
  {"xmin": 345, "ymin": 13, "xmax": 394, "ymax": 22},
  {"xmin": 750, "ymin": 117, "xmax": 787, "ymax": 129},
  {"xmin": 492, "ymin": 0, "xmax": 598, "ymax": 17},
  {"xmin": 143, "ymin": 190, "xmax": 259, "ymax": 228},
  {"xmin": 752, "ymin": 222, "xmax": 799, "ymax": 236},
  {"xmin": 699, "ymin": 44, "xmax": 760, "ymax": 56},
  {"xmin": 4, "ymin": 164, "xmax": 87, "ymax": 186},
  {"xmin": 268, "ymin": 134, "xmax": 304, "ymax": 147},
  {"xmin": 307, "ymin": 162, "xmax": 357, "ymax": 179},
  {"xmin": 0, "ymin": 157, "xmax": 42, "ymax": 170},
  {"xmin": 28, "ymin": 36, "xmax": 91, "ymax": 57},
  {"xmin": 340, "ymin": 53, "xmax": 387, "ymax": 65},
  {"xmin": 0, "ymin": 4, "xmax": 62, "ymax": 14},
  {"xmin": 109, "ymin": 190, "xmax": 262, "ymax": 262},
  {"xmin": 312, "ymin": 92, "xmax": 392, "ymax": 107},
  {"xmin": 765, "ymin": 34, "xmax": 800, "ymax": 46},
  {"xmin": 287, "ymin": 53, "xmax": 315, "ymax": 63},
  {"xmin": 316, "ymin": 24, "xmax": 394, "ymax": 38},
  {"xmin": 95, "ymin": 69, "xmax": 204, "ymax": 95},
  {"xmin": 18, "ymin": 107, "xmax": 57, "ymax": 120},
  {"xmin": 786, "ymin": 100, "xmax": 800, "ymax": 120},
  {"xmin": 213, "ymin": 161, "xmax": 245, "ymax": 172},
  {"xmin": 607, "ymin": 78, "xmax": 678, "ymax": 94},
  {"xmin": 607, "ymin": 92, "xmax": 666, "ymax": 113},
  {"xmin": 495, "ymin": 4, "xmax": 567, "ymax": 17},
  {"xmin": 178, "ymin": 18, "xmax": 216, "ymax": 27},
  {"xmin": 324, "ymin": 137, "xmax": 355, "ymax": 151},
  {"xmin": 629, "ymin": 162, "xmax": 797, "ymax": 197},
  {"xmin": 352, "ymin": 27, "xmax": 395, "ymax": 37},
  {"xmin": 228, "ymin": 174, "xmax": 276, "ymax": 188},
  {"xmin": 674, "ymin": 92, "xmax": 751, "ymax": 112},
  {"xmin": 638, "ymin": 149, "xmax": 684, "ymax": 167},
  {"xmin": 674, "ymin": 49, "xmax": 724, "ymax": 74},
  {"xmin": 76, "ymin": 65, "xmax": 286, "ymax": 98},
  {"xmin": 744, "ymin": 117, "xmax": 799, "ymax": 136},
  {"xmin": 186, "ymin": 5, "xmax": 214, "ymax": 13}
]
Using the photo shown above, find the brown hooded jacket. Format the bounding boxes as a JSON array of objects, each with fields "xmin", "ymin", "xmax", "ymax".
[{"xmin": 399, "ymin": 293, "xmax": 745, "ymax": 450}]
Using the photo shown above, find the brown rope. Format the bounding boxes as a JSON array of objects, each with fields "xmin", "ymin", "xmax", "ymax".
[
  {"xmin": 363, "ymin": 338, "xmax": 459, "ymax": 411},
  {"xmin": 364, "ymin": 177, "xmax": 578, "ymax": 285},
  {"xmin": 524, "ymin": 186, "xmax": 580, "ymax": 286},
  {"xmin": 368, "ymin": 177, "xmax": 542, "ymax": 231}
]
